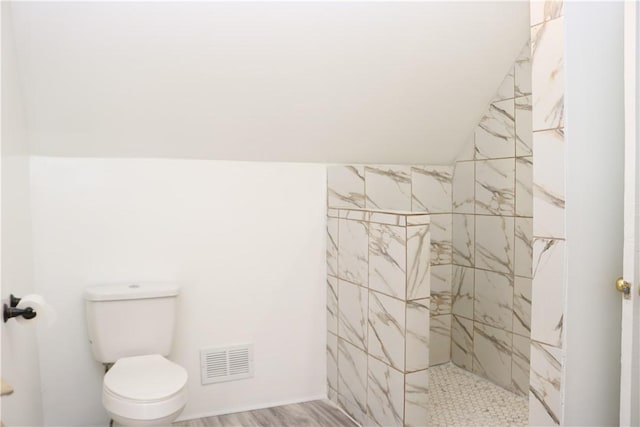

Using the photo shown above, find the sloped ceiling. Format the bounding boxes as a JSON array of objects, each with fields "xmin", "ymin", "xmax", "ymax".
[{"xmin": 8, "ymin": 1, "xmax": 529, "ymax": 164}]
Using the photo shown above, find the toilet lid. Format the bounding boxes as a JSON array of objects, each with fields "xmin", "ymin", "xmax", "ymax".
[{"xmin": 104, "ymin": 355, "xmax": 187, "ymax": 402}]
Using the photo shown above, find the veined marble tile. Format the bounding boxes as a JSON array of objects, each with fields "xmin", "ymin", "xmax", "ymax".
[
  {"xmin": 452, "ymin": 266, "xmax": 474, "ymax": 319},
  {"xmin": 327, "ymin": 208, "xmax": 340, "ymax": 218},
  {"xmin": 514, "ymin": 276, "xmax": 532, "ymax": 337},
  {"xmin": 406, "ymin": 299, "xmax": 430, "ymax": 372},
  {"xmin": 328, "ymin": 386, "xmax": 338, "ymax": 404},
  {"xmin": 368, "ymin": 291, "xmax": 406, "ymax": 372},
  {"xmin": 494, "ymin": 67, "xmax": 515, "ymax": 101},
  {"xmin": 531, "ymin": 18, "xmax": 564, "ymax": 131},
  {"xmin": 369, "ymin": 212, "xmax": 405, "ymax": 226},
  {"xmin": 531, "ymin": 238, "xmax": 565, "ymax": 347},
  {"xmin": 430, "ymin": 214, "xmax": 452, "ymax": 265},
  {"xmin": 530, "ymin": 0, "xmax": 563, "ymax": 27},
  {"xmin": 473, "ymin": 323, "xmax": 512, "ymax": 390},
  {"xmin": 516, "ymin": 96, "xmax": 533, "ymax": 156},
  {"xmin": 338, "ymin": 219, "xmax": 368, "ymax": 285},
  {"xmin": 457, "ymin": 133, "xmax": 475, "ymax": 162},
  {"xmin": 515, "ymin": 217, "xmax": 533, "ymax": 278},
  {"xmin": 338, "ymin": 393, "xmax": 367, "ymax": 426},
  {"xmin": 430, "ymin": 314, "xmax": 451, "ymax": 366},
  {"xmin": 327, "ymin": 276, "xmax": 338, "ymax": 335},
  {"xmin": 515, "ymin": 42, "xmax": 532, "ymax": 98},
  {"xmin": 476, "ymin": 158, "xmax": 516, "ymax": 216},
  {"xmin": 529, "ymin": 342, "xmax": 562, "ymax": 426},
  {"xmin": 405, "ymin": 370, "xmax": 429, "ymax": 427},
  {"xmin": 365, "ymin": 166, "xmax": 412, "ymax": 211},
  {"xmin": 327, "ymin": 332, "xmax": 338, "ymax": 392},
  {"xmin": 451, "ymin": 315, "xmax": 474, "ymax": 371},
  {"xmin": 533, "ymin": 129, "xmax": 565, "ymax": 238},
  {"xmin": 475, "ymin": 215, "xmax": 514, "ymax": 275},
  {"xmin": 411, "ymin": 165, "xmax": 453, "ymax": 214},
  {"xmin": 452, "ymin": 214, "xmax": 474, "ymax": 267},
  {"xmin": 516, "ymin": 156, "xmax": 533, "ymax": 217},
  {"xmin": 407, "ymin": 225, "xmax": 431, "ymax": 300},
  {"xmin": 369, "ymin": 223, "xmax": 406, "ymax": 299},
  {"xmin": 339, "ymin": 209, "xmax": 369, "ymax": 221},
  {"xmin": 337, "ymin": 338, "xmax": 368, "ymax": 418},
  {"xmin": 338, "ymin": 281, "xmax": 368, "ymax": 351},
  {"xmin": 327, "ymin": 217, "xmax": 338, "ymax": 277},
  {"xmin": 328, "ymin": 165, "xmax": 365, "ymax": 209},
  {"xmin": 512, "ymin": 334, "xmax": 530, "ymax": 397},
  {"xmin": 430, "ymin": 265, "xmax": 451, "ymax": 315},
  {"xmin": 475, "ymin": 99, "xmax": 515, "ymax": 160},
  {"xmin": 474, "ymin": 269, "xmax": 513, "ymax": 331},
  {"xmin": 452, "ymin": 161, "xmax": 475, "ymax": 214},
  {"xmin": 367, "ymin": 356, "xmax": 404, "ymax": 427},
  {"xmin": 406, "ymin": 214, "xmax": 430, "ymax": 226}
]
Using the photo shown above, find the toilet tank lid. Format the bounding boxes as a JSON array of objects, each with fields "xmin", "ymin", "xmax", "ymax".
[{"xmin": 84, "ymin": 283, "xmax": 180, "ymax": 301}]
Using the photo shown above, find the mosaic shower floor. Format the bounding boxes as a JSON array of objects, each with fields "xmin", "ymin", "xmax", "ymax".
[{"xmin": 429, "ymin": 363, "xmax": 528, "ymax": 427}]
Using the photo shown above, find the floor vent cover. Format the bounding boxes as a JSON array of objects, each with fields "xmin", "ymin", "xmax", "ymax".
[{"xmin": 200, "ymin": 344, "xmax": 254, "ymax": 384}]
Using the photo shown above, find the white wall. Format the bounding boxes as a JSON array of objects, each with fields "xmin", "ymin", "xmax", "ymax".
[
  {"xmin": 1, "ymin": 2, "xmax": 44, "ymax": 425},
  {"xmin": 29, "ymin": 158, "xmax": 327, "ymax": 426},
  {"xmin": 563, "ymin": 2, "xmax": 625, "ymax": 425}
]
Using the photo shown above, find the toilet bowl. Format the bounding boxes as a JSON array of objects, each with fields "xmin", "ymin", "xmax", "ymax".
[{"xmin": 102, "ymin": 354, "xmax": 188, "ymax": 426}]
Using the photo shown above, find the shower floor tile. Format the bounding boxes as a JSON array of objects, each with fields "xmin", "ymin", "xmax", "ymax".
[{"xmin": 429, "ymin": 363, "xmax": 528, "ymax": 427}]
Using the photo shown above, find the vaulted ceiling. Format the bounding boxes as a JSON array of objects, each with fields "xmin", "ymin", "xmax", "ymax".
[{"xmin": 6, "ymin": 1, "xmax": 529, "ymax": 164}]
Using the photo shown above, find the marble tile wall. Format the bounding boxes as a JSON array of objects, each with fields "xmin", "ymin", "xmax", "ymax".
[
  {"xmin": 450, "ymin": 39, "xmax": 534, "ymax": 399},
  {"xmin": 326, "ymin": 207, "xmax": 431, "ymax": 426}
]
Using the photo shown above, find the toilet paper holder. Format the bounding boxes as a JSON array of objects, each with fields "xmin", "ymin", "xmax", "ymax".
[{"xmin": 3, "ymin": 294, "xmax": 37, "ymax": 323}]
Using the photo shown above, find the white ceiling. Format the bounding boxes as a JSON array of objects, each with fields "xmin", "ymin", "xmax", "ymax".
[{"xmin": 8, "ymin": 1, "xmax": 529, "ymax": 164}]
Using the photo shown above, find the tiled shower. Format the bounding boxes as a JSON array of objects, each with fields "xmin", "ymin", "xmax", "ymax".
[{"xmin": 326, "ymin": 40, "xmax": 534, "ymax": 426}]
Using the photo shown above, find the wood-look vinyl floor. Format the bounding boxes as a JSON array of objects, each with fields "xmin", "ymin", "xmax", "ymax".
[{"xmin": 173, "ymin": 400, "xmax": 358, "ymax": 427}]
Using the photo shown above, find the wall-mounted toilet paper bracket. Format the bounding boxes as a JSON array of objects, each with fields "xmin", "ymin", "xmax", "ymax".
[
  {"xmin": 3, "ymin": 294, "xmax": 37, "ymax": 323},
  {"xmin": 9, "ymin": 294, "xmax": 21, "ymax": 308}
]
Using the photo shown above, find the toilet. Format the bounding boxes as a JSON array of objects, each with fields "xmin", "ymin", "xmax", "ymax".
[{"xmin": 84, "ymin": 283, "xmax": 188, "ymax": 426}]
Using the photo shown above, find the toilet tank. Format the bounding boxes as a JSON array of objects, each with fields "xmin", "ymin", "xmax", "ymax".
[{"xmin": 84, "ymin": 283, "xmax": 180, "ymax": 364}]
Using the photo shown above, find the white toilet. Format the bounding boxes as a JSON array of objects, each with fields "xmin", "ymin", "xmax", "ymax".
[{"xmin": 84, "ymin": 283, "xmax": 188, "ymax": 426}]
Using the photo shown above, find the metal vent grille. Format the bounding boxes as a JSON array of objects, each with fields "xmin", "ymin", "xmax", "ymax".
[{"xmin": 200, "ymin": 344, "xmax": 253, "ymax": 384}]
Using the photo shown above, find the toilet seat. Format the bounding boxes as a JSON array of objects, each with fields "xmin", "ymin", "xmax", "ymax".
[{"xmin": 103, "ymin": 355, "xmax": 188, "ymax": 422}]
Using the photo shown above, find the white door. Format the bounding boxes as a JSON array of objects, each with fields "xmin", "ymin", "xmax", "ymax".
[{"xmin": 619, "ymin": 2, "xmax": 640, "ymax": 425}]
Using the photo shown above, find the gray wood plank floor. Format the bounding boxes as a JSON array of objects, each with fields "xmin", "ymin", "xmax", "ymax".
[{"xmin": 173, "ymin": 400, "xmax": 358, "ymax": 427}]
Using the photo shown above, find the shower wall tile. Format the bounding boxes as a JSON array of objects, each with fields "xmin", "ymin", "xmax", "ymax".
[
  {"xmin": 529, "ymin": 342, "xmax": 562, "ymax": 426},
  {"xmin": 368, "ymin": 291, "xmax": 406, "ymax": 371},
  {"xmin": 406, "ymin": 299, "xmax": 430, "ymax": 372},
  {"xmin": 411, "ymin": 165, "xmax": 453, "ymax": 213},
  {"xmin": 515, "ymin": 43, "xmax": 532, "ymax": 98},
  {"xmin": 404, "ymin": 370, "xmax": 430, "ymax": 427},
  {"xmin": 530, "ymin": 1, "xmax": 563, "ymax": 30},
  {"xmin": 430, "ymin": 265, "xmax": 451, "ymax": 315},
  {"xmin": 476, "ymin": 158, "xmax": 516, "ymax": 215},
  {"xmin": 327, "ymin": 217, "xmax": 338, "ymax": 277},
  {"xmin": 327, "ymin": 276, "xmax": 338, "ymax": 335},
  {"xmin": 452, "ymin": 266, "xmax": 474, "ymax": 319},
  {"xmin": 328, "ymin": 386, "xmax": 338, "ymax": 404},
  {"xmin": 516, "ymin": 156, "xmax": 533, "ymax": 217},
  {"xmin": 430, "ymin": 214, "xmax": 453, "ymax": 265},
  {"xmin": 452, "ymin": 161, "xmax": 475, "ymax": 214},
  {"xmin": 512, "ymin": 334, "xmax": 531, "ymax": 396},
  {"xmin": 474, "ymin": 269, "xmax": 513, "ymax": 331},
  {"xmin": 516, "ymin": 96, "xmax": 533, "ymax": 156},
  {"xmin": 364, "ymin": 166, "xmax": 412, "ymax": 211},
  {"xmin": 430, "ymin": 314, "xmax": 451, "ymax": 366},
  {"xmin": 338, "ymin": 394, "xmax": 367, "ymax": 427},
  {"xmin": 494, "ymin": 67, "xmax": 515, "ymax": 101},
  {"xmin": 452, "ymin": 214, "xmax": 474, "ymax": 267},
  {"xmin": 327, "ymin": 332, "xmax": 338, "ymax": 392},
  {"xmin": 451, "ymin": 315, "xmax": 474, "ymax": 371},
  {"xmin": 473, "ymin": 323, "xmax": 512, "ymax": 390},
  {"xmin": 474, "ymin": 99, "xmax": 515, "ymax": 160},
  {"xmin": 531, "ymin": 17, "xmax": 564, "ymax": 131},
  {"xmin": 337, "ymin": 338, "xmax": 368, "ymax": 418},
  {"xmin": 533, "ymin": 129, "xmax": 565, "ymax": 239},
  {"xmin": 369, "ymin": 223, "xmax": 406, "ymax": 299},
  {"xmin": 475, "ymin": 215, "xmax": 514, "ymax": 275},
  {"xmin": 338, "ymin": 280, "xmax": 368, "ymax": 351},
  {"xmin": 407, "ymin": 225, "xmax": 431, "ymax": 300},
  {"xmin": 531, "ymin": 238, "xmax": 565, "ymax": 347},
  {"xmin": 328, "ymin": 165, "xmax": 365, "ymax": 209},
  {"xmin": 513, "ymin": 276, "xmax": 532, "ymax": 337},
  {"xmin": 515, "ymin": 217, "xmax": 533, "ymax": 278},
  {"xmin": 367, "ymin": 356, "xmax": 404, "ymax": 427},
  {"xmin": 368, "ymin": 212, "xmax": 405, "ymax": 226},
  {"xmin": 338, "ymin": 219, "xmax": 368, "ymax": 285}
]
